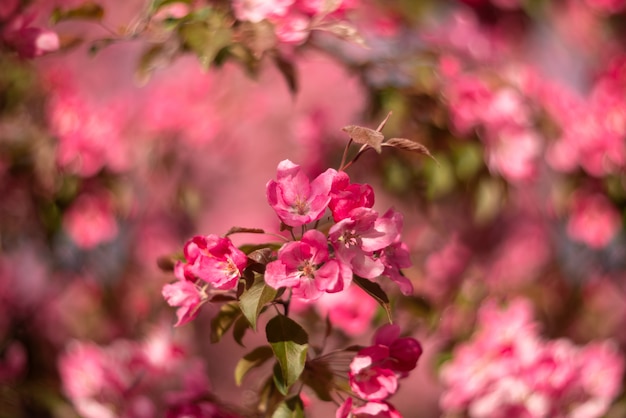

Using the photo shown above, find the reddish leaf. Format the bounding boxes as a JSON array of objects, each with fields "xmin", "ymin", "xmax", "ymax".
[
  {"xmin": 342, "ymin": 125, "xmax": 384, "ymax": 153},
  {"xmin": 384, "ymin": 137, "xmax": 439, "ymax": 164}
]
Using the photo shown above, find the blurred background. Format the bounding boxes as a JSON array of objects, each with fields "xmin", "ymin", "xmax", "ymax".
[{"xmin": 2, "ymin": 0, "xmax": 626, "ymax": 416}]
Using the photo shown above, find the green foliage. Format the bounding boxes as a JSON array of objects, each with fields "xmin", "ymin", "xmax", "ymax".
[
  {"xmin": 177, "ymin": 8, "xmax": 233, "ymax": 70},
  {"xmin": 235, "ymin": 345, "xmax": 274, "ymax": 386},
  {"xmin": 266, "ymin": 315, "xmax": 309, "ymax": 395},
  {"xmin": 210, "ymin": 303, "xmax": 242, "ymax": 344},
  {"xmin": 353, "ymin": 276, "xmax": 392, "ymax": 323},
  {"xmin": 271, "ymin": 396, "xmax": 305, "ymax": 418},
  {"xmin": 51, "ymin": 2, "xmax": 104, "ymax": 24},
  {"xmin": 239, "ymin": 273, "xmax": 277, "ymax": 331}
]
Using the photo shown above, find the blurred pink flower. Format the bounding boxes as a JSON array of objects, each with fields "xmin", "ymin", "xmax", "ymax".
[
  {"xmin": 63, "ymin": 192, "xmax": 118, "ymax": 249},
  {"xmin": 566, "ymin": 189, "xmax": 621, "ymax": 248},
  {"xmin": 440, "ymin": 298, "xmax": 624, "ymax": 417},
  {"xmin": 2, "ymin": 12, "xmax": 59, "ymax": 58},
  {"xmin": 445, "ymin": 75, "xmax": 494, "ymax": 136},
  {"xmin": 313, "ymin": 284, "xmax": 377, "ymax": 336},
  {"xmin": 48, "ymin": 91, "xmax": 130, "ymax": 176},
  {"xmin": 232, "ymin": 0, "xmax": 294, "ymax": 23}
]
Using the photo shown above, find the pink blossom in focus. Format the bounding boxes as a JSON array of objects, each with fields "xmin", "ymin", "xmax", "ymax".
[
  {"xmin": 566, "ymin": 189, "xmax": 621, "ymax": 248},
  {"xmin": 378, "ymin": 208, "xmax": 414, "ymax": 295},
  {"xmin": 351, "ymin": 401, "xmax": 402, "ymax": 418},
  {"xmin": 349, "ymin": 346, "xmax": 399, "ymax": 401},
  {"xmin": 265, "ymin": 230, "xmax": 350, "ymax": 300},
  {"xmin": 372, "ymin": 324, "xmax": 423, "ymax": 374},
  {"xmin": 337, "ymin": 397, "xmax": 402, "ymax": 418},
  {"xmin": 63, "ymin": 192, "xmax": 118, "ymax": 249},
  {"xmin": 329, "ymin": 207, "xmax": 397, "ymax": 279},
  {"xmin": 329, "ymin": 171, "xmax": 375, "ymax": 222},
  {"xmin": 266, "ymin": 159, "xmax": 335, "ymax": 227},
  {"xmin": 162, "ymin": 275, "xmax": 204, "ymax": 327},
  {"xmin": 182, "ymin": 235, "xmax": 248, "ymax": 290}
]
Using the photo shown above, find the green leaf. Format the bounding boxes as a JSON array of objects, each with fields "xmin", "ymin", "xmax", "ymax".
[
  {"xmin": 51, "ymin": 2, "xmax": 104, "ymax": 24},
  {"xmin": 225, "ymin": 226, "xmax": 266, "ymax": 236},
  {"xmin": 151, "ymin": 0, "xmax": 191, "ymax": 13},
  {"xmin": 266, "ymin": 315, "xmax": 308, "ymax": 395},
  {"xmin": 233, "ymin": 315, "xmax": 250, "ymax": 347},
  {"xmin": 235, "ymin": 345, "xmax": 274, "ymax": 386},
  {"xmin": 353, "ymin": 276, "xmax": 392, "ymax": 323},
  {"xmin": 273, "ymin": 53, "xmax": 298, "ymax": 96},
  {"xmin": 210, "ymin": 303, "xmax": 241, "ymax": 343},
  {"xmin": 271, "ymin": 395, "xmax": 304, "ymax": 418},
  {"xmin": 177, "ymin": 11, "xmax": 232, "ymax": 70},
  {"xmin": 135, "ymin": 44, "xmax": 173, "ymax": 85},
  {"xmin": 300, "ymin": 359, "xmax": 334, "ymax": 401},
  {"xmin": 258, "ymin": 375, "xmax": 284, "ymax": 416},
  {"xmin": 240, "ymin": 274, "xmax": 277, "ymax": 331}
]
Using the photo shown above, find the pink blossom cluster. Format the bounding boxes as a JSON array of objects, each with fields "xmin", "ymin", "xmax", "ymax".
[
  {"xmin": 232, "ymin": 0, "xmax": 358, "ymax": 45},
  {"xmin": 440, "ymin": 298, "xmax": 624, "ymax": 418},
  {"xmin": 265, "ymin": 160, "xmax": 413, "ymax": 301},
  {"xmin": 443, "ymin": 72, "xmax": 541, "ymax": 182},
  {"xmin": 163, "ymin": 234, "xmax": 248, "ymax": 326},
  {"xmin": 58, "ymin": 326, "xmax": 239, "ymax": 418},
  {"xmin": 337, "ymin": 324, "xmax": 422, "ymax": 418}
]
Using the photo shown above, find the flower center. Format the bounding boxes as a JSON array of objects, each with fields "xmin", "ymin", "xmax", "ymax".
[{"xmin": 291, "ymin": 195, "xmax": 309, "ymax": 215}]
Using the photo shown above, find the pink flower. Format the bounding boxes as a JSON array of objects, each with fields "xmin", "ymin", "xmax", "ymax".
[
  {"xmin": 329, "ymin": 171, "xmax": 375, "ymax": 222},
  {"xmin": 266, "ymin": 160, "xmax": 336, "ymax": 227},
  {"xmin": 314, "ymin": 284, "xmax": 377, "ymax": 336},
  {"xmin": 445, "ymin": 75, "xmax": 494, "ymax": 136},
  {"xmin": 272, "ymin": 12, "xmax": 311, "ymax": 45},
  {"xmin": 566, "ymin": 189, "xmax": 621, "ymax": 248},
  {"xmin": 329, "ymin": 208, "xmax": 397, "ymax": 279},
  {"xmin": 485, "ymin": 126, "xmax": 541, "ymax": 182},
  {"xmin": 349, "ymin": 347, "xmax": 399, "ymax": 401},
  {"xmin": 48, "ymin": 92, "xmax": 129, "ymax": 177},
  {"xmin": 2, "ymin": 13, "xmax": 59, "ymax": 58},
  {"xmin": 336, "ymin": 398, "xmax": 401, "ymax": 418},
  {"xmin": 265, "ymin": 230, "xmax": 350, "ymax": 300},
  {"xmin": 182, "ymin": 235, "xmax": 248, "ymax": 290},
  {"xmin": 440, "ymin": 298, "xmax": 625, "ymax": 418},
  {"xmin": 372, "ymin": 324, "xmax": 423, "ymax": 374},
  {"xmin": 162, "ymin": 275, "xmax": 204, "ymax": 327},
  {"xmin": 378, "ymin": 209, "xmax": 413, "ymax": 295},
  {"xmin": 232, "ymin": 0, "xmax": 294, "ymax": 22},
  {"xmin": 63, "ymin": 192, "xmax": 118, "ymax": 249}
]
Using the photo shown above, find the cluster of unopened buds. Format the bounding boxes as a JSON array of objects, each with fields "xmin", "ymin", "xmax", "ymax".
[{"xmin": 162, "ymin": 116, "xmax": 429, "ymax": 416}]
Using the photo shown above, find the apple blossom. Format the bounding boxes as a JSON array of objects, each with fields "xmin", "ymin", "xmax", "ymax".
[{"xmin": 266, "ymin": 159, "xmax": 335, "ymax": 227}]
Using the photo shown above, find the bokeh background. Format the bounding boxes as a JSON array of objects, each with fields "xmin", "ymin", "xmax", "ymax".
[{"xmin": 3, "ymin": 0, "xmax": 626, "ymax": 417}]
